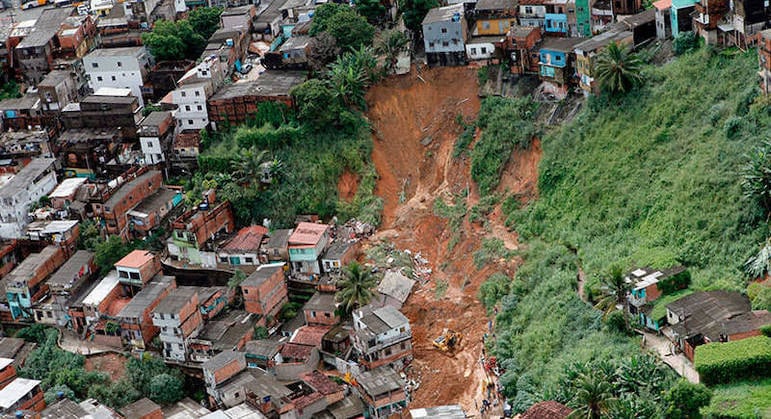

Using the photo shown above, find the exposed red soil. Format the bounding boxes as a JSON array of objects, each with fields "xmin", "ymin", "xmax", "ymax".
[
  {"xmin": 366, "ymin": 66, "xmax": 541, "ymax": 412},
  {"xmin": 337, "ymin": 170, "xmax": 359, "ymax": 202},
  {"xmin": 84, "ymin": 352, "xmax": 127, "ymax": 381}
]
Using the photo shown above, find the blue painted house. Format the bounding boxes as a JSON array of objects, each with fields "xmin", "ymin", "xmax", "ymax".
[
  {"xmin": 626, "ymin": 266, "xmax": 690, "ymax": 331},
  {"xmin": 538, "ymin": 38, "xmax": 581, "ymax": 95},
  {"xmin": 670, "ymin": 0, "xmax": 698, "ymax": 37},
  {"xmin": 544, "ymin": 13, "xmax": 569, "ymax": 33},
  {"xmin": 5, "ymin": 246, "xmax": 66, "ymax": 320}
]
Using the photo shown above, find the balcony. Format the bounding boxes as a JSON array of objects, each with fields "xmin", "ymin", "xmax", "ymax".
[{"xmin": 358, "ymin": 331, "xmax": 412, "ymax": 354}]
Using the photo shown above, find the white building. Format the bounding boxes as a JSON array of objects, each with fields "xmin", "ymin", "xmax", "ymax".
[
  {"xmin": 81, "ymin": 270, "xmax": 121, "ymax": 327},
  {"xmin": 0, "ymin": 158, "xmax": 58, "ymax": 239},
  {"xmin": 138, "ymin": 111, "xmax": 174, "ymax": 166},
  {"xmin": 170, "ymin": 56, "xmax": 225, "ymax": 131},
  {"xmin": 83, "ymin": 46, "xmax": 153, "ymax": 107}
]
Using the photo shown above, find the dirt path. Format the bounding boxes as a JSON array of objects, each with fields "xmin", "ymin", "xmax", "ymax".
[
  {"xmin": 641, "ymin": 331, "xmax": 700, "ymax": 383},
  {"xmin": 366, "ymin": 67, "xmax": 540, "ymax": 412}
]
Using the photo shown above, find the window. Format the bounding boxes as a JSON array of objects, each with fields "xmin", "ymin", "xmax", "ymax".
[
  {"xmin": 195, "ymin": 90, "xmax": 200, "ymax": 96},
  {"xmin": 441, "ymin": 27, "xmax": 447, "ymax": 33},
  {"xmin": 471, "ymin": 47, "xmax": 477, "ymax": 54},
  {"xmin": 244, "ymin": 257, "xmax": 254, "ymax": 263},
  {"xmin": 525, "ymin": 6, "xmax": 533, "ymax": 13},
  {"xmin": 111, "ymin": 75, "xmax": 116, "ymax": 81},
  {"xmin": 185, "ymin": 105, "xmax": 191, "ymax": 111},
  {"xmin": 234, "ymin": 392, "xmax": 240, "ymax": 399},
  {"xmin": 220, "ymin": 256, "xmax": 228, "ymax": 263},
  {"xmin": 188, "ymin": 120, "xmax": 194, "ymax": 125},
  {"xmin": 311, "ymin": 311, "xmax": 317, "ymax": 318},
  {"xmin": 429, "ymin": 41, "xmax": 435, "ymax": 48},
  {"xmin": 401, "ymin": 342, "xmax": 406, "ymax": 350},
  {"xmin": 481, "ymin": 47, "xmax": 487, "ymax": 54},
  {"xmin": 46, "ymin": 311, "xmax": 52, "ymax": 318},
  {"xmin": 442, "ymin": 41, "xmax": 449, "ymax": 47},
  {"xmin": 117, "ymin": 61, "xmax": 122, "ymax": 67},
  {"xmin": 97, "ymin": 76, "xmax": 103, "ymax": 82},
  {"xmin": 178, "ymin": 343, "xmax": 183, "ymax": 349},
  {"xmin": 92, "ymin": 62, "xmax": 98, "ymax": 68},
  {"xmin": 482, "ymin": 21, "xmax": 490, "ymax": 30},
  {"xmin": 197, "ymin": 105, "xmax": 203, "ymax": 111},
  {"xmin": 181, "ymin": 91, "xmax": 186, "ymax": 97},
  {"xmin": 243, "ymin": 289, "xmax": 249, "ymax": 294},
  {"xmin": 119, "ymin": 270, "xmax": 129, "ymax": 278},
  {"xmin": 324, "ymin": 312, "xmax": 331, "ymax": 318}
]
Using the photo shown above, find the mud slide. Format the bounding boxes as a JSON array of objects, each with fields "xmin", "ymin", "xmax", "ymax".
[{"xmin": 365, "ymin": 66, "xmax": 541, "ymax": 412}]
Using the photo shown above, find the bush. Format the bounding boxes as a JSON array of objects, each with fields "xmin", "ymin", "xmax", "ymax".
[
  {"xmin": 658, "ymin": 270, "xmax": 691, "ymax": 295},
  {"xmin": 663, "ymin": 380, "xmax": 712, "ymax": 419},
  {"xmin": 479, "ymin": 272, "xmax": 511, "ymax": 313},
  {"xmin": 694, "ymin": 336, "xmax": 771, "ymax": 385},
  {"xmin": 471, "ymin": 97, "xmax": 539, "ymax": 195},
  {"xmin": 748, "ymin": 282, "xmax": 771, "ymax": 310},
  {"xmin": 673, "ymin": 31, "xmax": 698, "ymax": 55}
]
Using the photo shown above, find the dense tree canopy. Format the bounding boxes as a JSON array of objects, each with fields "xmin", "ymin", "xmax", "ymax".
[
  {"xmin": 400, "ymin": 0, "xmax": 439, "ymax": 33},
  {"xmin": 595, "ymin": 42, "xmax": 644, "ymax": 94},
  {"xmin": 142, "ymin": 19, "xmax": 206, "ymax": 61},
  {"xmin": 309, "ymin": 3, "xmax": 375, "ymax": 52},
  {"xmin": 355, "ymin": 0, "xmax": 387, "ymax": 24},
  {"xmin": 188, "ymin": 6, "xmax": 224, "ymax": 40}
]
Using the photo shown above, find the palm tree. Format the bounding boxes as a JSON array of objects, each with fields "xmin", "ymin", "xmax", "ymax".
[
  {"xmin": 745, "ymin": 238, "xmax": 771, "ymax": 279},
  {"xmin": 375, "ymin": 30, "xmax": 409, "ymax": 75},
  {"xmin": 336, "ymin": 262, "xmax": 377, "ymax": 314},
  {"xmin": 567, "ymin": 372, "xmax": 616, "ymax": 419},
  {"xmin": 594, "ymin": 42, "xmax": 644, "ymax": 94},
  {"xmin": 594, "ymin": 267, "xmax": 631, "ymax": 329},
  {"xmin": 741, "ymin": 140, "xmax": 771, "ymax": 217},
  {"xmin": 233, "ymin": 147, "xmax": 269, "ymax": 187}
]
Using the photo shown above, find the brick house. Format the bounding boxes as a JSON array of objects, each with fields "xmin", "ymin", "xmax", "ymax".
[
  {"xmin": 354, "ymin": 366, "xmax": 407, "ymax": 419},
  {"xmin": 4, "ymin": 245, "xmax": 67, "ymax": 321},
  {"xmin": 166, "ymin": 199, "xmax": 235, "ymax": 268},
  {"xmin": 0, "ymin": 358, "xmax": 16, "ymax": 390},
  {"xmin": 116, "ymin": 275, "xmax": 176, "ymax": 352},
  {"xmin": 303, "ymin": 292, "xmax": 339, "ymax": 327},
  {"xmin": 241, "ymin": 263, "xmax": 288, "ymax": 325},
  {"xmin": 189, "ymin": 310, "xmax": 257, "ymax": 363},
  {"xmin": 114, "ymin": 250, "xmax": 162, "ymax": 288},
  {"xmin": 96, "ymin": 169, "xmax": 163, "ymax": 239},
  {"xmin": 152, "ymin": 286, "xmax": 203, "ymax": 362},
  {"xmin": 0, "ymin": 378, "xmax": 45, "ymax": 414},
  {"xmin": 32, "ymin": 250, "xmax": 96, "ymax": 327},
  {"xmin": 120, "ymin": 398, "xmax": 162, "ymax": 419},
  {"xmin": 202, "ymin": 351, "xmax": 247, "ymax": 408}
]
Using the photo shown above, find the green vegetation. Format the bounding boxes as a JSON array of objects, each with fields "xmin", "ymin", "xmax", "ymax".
[
  {"xmin": 355, "ymin": 0, "xmax": 387, "ymax": 24},
  {"xmin": 434, "ymin": 279, "xmax": 448, "ymax": 299},
  {"xmin": 0, "ymin": 81, "xmax": 21, "ymax": 100},
  {"xmin": 188, "ymin": 6, "xmax": 224, "ymax": 40},
  {"xmin": 673, "ymin": 31, "xmax": 699, "ymax": 56},
  {"xmin": 142, "ymin": 20, "xmax": 206, "ymax": 61},
  {"xmin": 336, "ymin": 261, "xmax": 377, "ymax": 314},
  {"xmin": 482, "ymin": 48, "xmax": 771, "ymax": 414},
  {"xmin": 473, "ymin": 238, "xmax": 514, "ymax": 269},
  {"xmin": 471, "ymin": 97, "xmax": 539, "ymax": 195},
  {"xmin": 374, "ymin": 30, "xmax": 409, "ymax": 75},
  {"xmin": 748, "ymin": 281, "xmax": 771, "ymax": 310},
  {"xmin": 510, "ymin": 49, "xmax": 768, "ymax": 293},
  {"xmin": 701, "ymin": 378, "xmax": 771, "ymax": 418},
  {"xmin": 309, "ymin": 3, "xmax": 375, "ymax": 52},
  {"xmin": 16, "ymin": 326, "xmax": 183, "ymax": 408},
  {"xmin": 399, "ymin": 0, "xmax": 439, "ymax": 32},
  {"xmin": 452, "ymin": 114, "xmax": 475, "ymax": 159},
  {"xmin": 432, "ymin": 192, "xmax": 468, "ymax": 251},
  {"xmin": 595, "ymin": 42, "xmax": 644, "ymax": 94},
  {"xmin": 663, "ymin": 380, "xmax": 713, "ymax": 419},
  {"xmin": 478, "ymin": 272, "xmax": 512, "ymax": 313},
  {"xmin": 694, "ymin": 336, "xmax": 771, "ymax": 385}
]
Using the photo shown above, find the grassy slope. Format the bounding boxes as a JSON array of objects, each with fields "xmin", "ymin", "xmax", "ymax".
[
  {"xmin": 512, "ymin": 48, "xmax": 769, "ymax": 292},
  {"xmin": 493, "ymin": 48, "xmax": 771, "ymax": 410},
  {"xmin": 702, "ymin": 378, "xmax": 771, "ymax": 418}
]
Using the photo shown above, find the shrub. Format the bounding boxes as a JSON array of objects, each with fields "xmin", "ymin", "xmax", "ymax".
[
  {"xmin": 658, "ymin": 270, "xmax": 691, "ymax": 295},
  {"xmin": 479, "ymin": 272, "xmax": 512, "ymax": 313},
  {"xmin": 673, "ymin": 31, "xmax": 698, "ymax": 55},
  {"xmin": 694, "ymin": 336, "xmax": 771, "ymax": 385},
  {"xmin": 748, "ymin": 282, "xmax": 771, "ymax": 311},
  {"xmin": 471, "ymin": 97, "xmax": 539, "ymax": 195}
]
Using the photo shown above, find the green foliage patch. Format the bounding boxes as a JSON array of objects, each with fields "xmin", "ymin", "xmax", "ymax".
[
  {"xmin": 701, "ymin": 378, "xmax": 771, "ymax": 418},
  {"xmin": 694, "ymin": 336, "xmax": 771, "ymax": 385},
  {"xmin": 471, "ymin": 97, "xmax": 539, "ymax": 196}
]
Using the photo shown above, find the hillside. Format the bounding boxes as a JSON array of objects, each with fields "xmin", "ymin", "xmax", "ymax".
[{"xmin": 490, "ymin": 47, "xmax": 771, "ymax": 413}]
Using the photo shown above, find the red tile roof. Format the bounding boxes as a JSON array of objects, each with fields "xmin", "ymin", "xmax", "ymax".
[
  {"xmin": 300, "ymin": 371, "xmax": 342, "ymax": 396},
  {"xmin": 115, "ymin": 250, "xmax": 154, "ymax": 269},
  {"xmin": 290, "ymin": 325, "xmax": 331, "ymax": 347},
  {"xmin": 519, "ymin": 0, "xmax": 546, "ymax": 4},
  {"xmin": 222, "ymin": 225, "xmax": 268, "ymax": 252},
  {"xmin": 652, "ymin": 0, "xmax": 671, "ymax": 10},
  {"xmin": 288, "ymin": 222, "xmax": 329, "ymax": 246},
  {"xmin": 280, "ymin": 342, "xmax": 314, "ymax": 360},
  {"xmin": 521, "ymin": 401, "xmax": 572, "ymax": 419}
]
